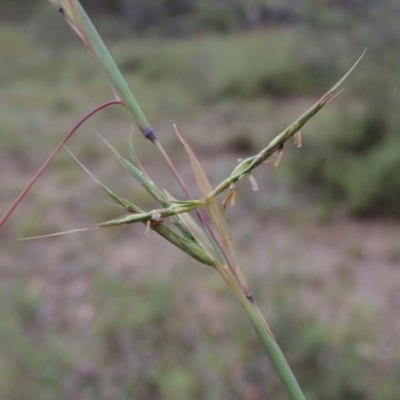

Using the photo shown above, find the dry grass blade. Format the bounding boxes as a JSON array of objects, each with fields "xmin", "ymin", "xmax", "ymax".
[
  {"xmin": 173, "ymin": 125, "xmax": 233, "ymax": 257},
  {"xmin": 173, "ymin": 124, "xmax": 213, "ymax": 197},
  {"xmin": 173, "ymin": 125, "xmax": 250, "ymax": 291}
]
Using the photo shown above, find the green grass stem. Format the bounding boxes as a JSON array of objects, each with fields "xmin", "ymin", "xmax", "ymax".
[
  {"xmin": 240, "ymin": 295, "xmax": 306, "ymax": 400},
  {"xmin": 55, "ymin": 0, "xmax": 154, "ymax": 139}
]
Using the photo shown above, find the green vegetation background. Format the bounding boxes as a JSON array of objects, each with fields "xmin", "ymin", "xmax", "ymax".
[{"xmin": 0, "ymin": 1, "xmax": 399, "ymax": 399}]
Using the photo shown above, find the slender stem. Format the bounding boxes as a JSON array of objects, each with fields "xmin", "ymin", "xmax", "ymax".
[
  {"xmin": 0, "ymin": 100, "xmax": 121, "ymax": 230},
  {"xmin": 239, "ymin": 294, "xmax": 306, "ymax": 400}
]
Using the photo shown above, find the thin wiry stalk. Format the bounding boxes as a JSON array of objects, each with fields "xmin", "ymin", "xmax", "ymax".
[{"xmin": 0, "ymin": 100, "xmax": 121, "ymax": 230}]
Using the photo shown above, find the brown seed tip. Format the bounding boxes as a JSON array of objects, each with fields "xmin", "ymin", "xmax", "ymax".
[
  {"xmin": 248, "ymin": 174, "xmax": 258, "ymax": 191},
  {"xmin": 145, "ymin": 220, "xmax": 151, "ymax": 236},
  {"xmin": 222, "ymin": 185, "xmax": 236, "ymax": 210},
  {"xmin": 274, "ymin": 145, "xmax": 284, "ymax": 167},
  {"xmin": 294, "ymin": 131, "xmax": 302, "ymax": 148}
]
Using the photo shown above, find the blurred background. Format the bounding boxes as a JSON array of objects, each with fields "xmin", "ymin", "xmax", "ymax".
[{"xmin": 0, "ymin": 0, "xmax": 400, "ymax": 399}]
